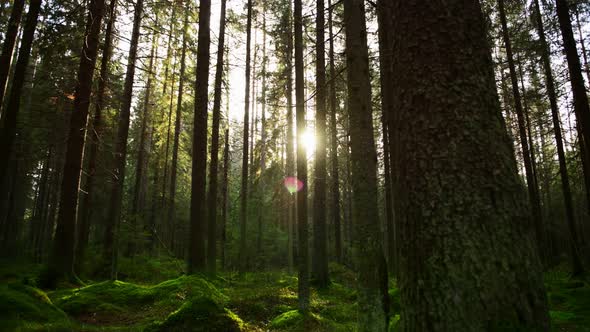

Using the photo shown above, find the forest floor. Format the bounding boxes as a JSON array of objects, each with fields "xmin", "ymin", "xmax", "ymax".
[{"xmin": 0, "ymin": 256, "xmax": 589, "ymax": 331}]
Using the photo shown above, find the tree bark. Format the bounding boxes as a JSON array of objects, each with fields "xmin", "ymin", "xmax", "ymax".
[
  {"xmin": 221, "ymin": 128, "xmax": 230, "ymax": 270},
  {"xmin": 0, "ymin": 0, "xmax": 24, "ymax": 116},
  {"xmin": 389, "ymin": 1, "xmax": 550, "ymax": 330},
  {"xmin": 103, "ymin": 0, "xmax": 144, "ymax": 279},
  {"xmin": 188, "ymin": 0, "xmax": 211, "ymax": 274},
  {"xmin": 343, "ymin": 0, "xmax": 387, "ymax": 330},
  {"xmin": 206, "ymin": 0, "xmax": 227, "ymax": 274},
  {"xmin": 48, "ymin": 0, "xmax": 104, "ymax": 284}
]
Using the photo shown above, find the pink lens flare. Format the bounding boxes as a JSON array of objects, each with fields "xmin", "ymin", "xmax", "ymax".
[{"xmin": 284, "ymin": 177, "xmax": 304, "ymax": 194}]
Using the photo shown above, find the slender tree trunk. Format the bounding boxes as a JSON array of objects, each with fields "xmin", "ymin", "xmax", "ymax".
[
  {"xmin": 377, "ymin": 0, "xmax": 396, "ymax": 274},
  {"xmin": 47, "ymin": 0, "xmax": 104, "ymax": 284},
  {"xmin": 221, "ymin": 128, "xmax": 230, "ymax": 270},
  {"xmin": 327, "ymin": 0, "xmax": 341, "ymax": 265},
  {"xmin": 574, "ymin": 6, "xmax": 590, "ymax": 86},
  {"xmin": 188, "ymin": 0, "xmax": 211, "ymax": 274},
  {"xmin": 343, "ymin": 0, "xmax": 386, "ymax": 329},
  {"xmin": 206, "ymin": 0, "xmax": 227, "ymax": 274},
  {"xmin": 162, "ymin": 2, "xmax": 177, "ymax": 95},
  {"xmin": 239, "ymin": 0, "xmax": 253, "ymax": 273},
  {"xmin": 129, "ymin": 30, "xmax": 158, "ymax": 257},
  {"xmin": 498, "ymin": 0, "xmax": 544, "ymax": 253},
  {"xmin": 294, "ymin": 0, "xmax": 310, "ymax": 311},
  {"xmin": 75, "ymin": 0, "xmax": 117, "ymax": 273},
  {"xmin": 533, "ymin": 0, "xmax": 584, "ymax": 275},
  {"xmin": 285, "ymin": 0, "xmax": 295, "ymax": 274},
  {"xmin": 168, "ymin": 5, "xmax": 189, "ymax": 253},
  {"xmin": 103, "ymin": 0, "xmax": 144, "ymax": 279},
  {"xmin": 390, "ymin": 1, "xmax": 549, "ymax": 330},
  {"xmin": 0, "ymin": 0, "xmax": 41, "ymax": 192},
  {"xmin": 0, "ymin": 0, "xmax": 24, "ymax": 116},
  {"xmin": 312, "ymin": 0, "xmax": 329, "ymax": 288}
]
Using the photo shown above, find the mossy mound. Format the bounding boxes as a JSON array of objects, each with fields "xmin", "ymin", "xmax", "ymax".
[
  {"xmin": 147, "ymin": 297, "xmax": 244, "ymax": 332},
  {"xmin": 545, "ymin": 272, "xmax": 590, "ymax": 330},
  {"xmin": 51, "ymin": 275, "xmax": 226, "ymax": 327},
  {"xmin": 0, "ymin": 282, "xmax": 71, "ymax": 331},
  {"xmin": 269, "ymin": 310, "xmax": 325, "ymax": 331}
]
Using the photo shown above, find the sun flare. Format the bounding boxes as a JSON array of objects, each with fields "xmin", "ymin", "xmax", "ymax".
[{"xmin": 300, "ymin": 129, "xmax": 316, "ymax": 155}]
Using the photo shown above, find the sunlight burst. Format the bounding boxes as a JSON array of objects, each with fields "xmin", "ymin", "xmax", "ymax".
[{"xmin": 300, "ymin": 129, "xmax": 316, "ymax": 156}]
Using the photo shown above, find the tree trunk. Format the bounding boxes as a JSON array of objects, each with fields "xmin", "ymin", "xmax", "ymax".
[
  {"xmin": 47, "ymin": 0, "xmax": 104, "ymax": 284},
  {"xmin": 206, "ymin": 0, "xmax": 227, "ymax": 274},
  {"xmin": 0, "ymin": 0, "xmax": 41, "ymax": 192},
  {"xmin": 498, "ymin": 0, "xmax": 544, "ymax": 253},
  {"xmin": 574, "ymin": 6, "xmax": 590, "ymax": 87},
  {"xmin": 239, "ymin": 0, "xmax": 253, "ymax": 273},
  {"xmin": 221, "ymin": 128, "xmax": 230, "ymax": 270},
  {"xmin": 103, "ymin": 0, "xmax": 144, "ymax": 279},
  {"xmin": 312, "ymin": 0, "xmax": 329, "ymax": 288},
  {"xmin": 168, "ymin": 4, "xmax": 189, "ymax": 254},
  {"xmin": 188, "ymin": 0, "xmax": 211, "ymax": 274},
  {"xmin": 75, "ymin": 0, "xmax": 117, "ymax": 273},
  {"xmin": 390, "ymin": 1, "xmax": 550, "ymax": 330},
  {"xmin": 285, "ymin": 0, "xmax": 295, "ymax": 274},
  {"xmin": 533, "ymin": 0, "xmax": 584, "ymax": 275},
  {"xmin": 343, "ymin": 0, "xmax": 387, "ymax": 330},
  {"xmin": 0, "ymin": 0, "xmax": 24, "ymax": 116},
  {"xmin": 327, "ymin": 0, "xmax": 341, "ymax": 265}
]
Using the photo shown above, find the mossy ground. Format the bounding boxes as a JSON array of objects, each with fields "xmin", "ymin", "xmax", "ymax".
[{"xmin": 0, "ymin": 257, "xmax": 588, "ymax": 331}]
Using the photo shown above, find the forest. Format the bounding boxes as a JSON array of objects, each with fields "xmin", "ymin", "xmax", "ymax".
[{"xmin": 0, "ymin": 0, "xmax": 590, "ymax": 330}]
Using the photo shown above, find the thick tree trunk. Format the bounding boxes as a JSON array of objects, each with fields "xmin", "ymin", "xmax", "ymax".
[
  {"xmin": 168, "ymin": 5, "xmax": 189, "ymax": 254},
  {"xmin": 206, "ymin": 0, "xmax": 227, "ymax": 274},
  {"xmin": 48, "ymin": 0, "xmax": 104, "ymax": 284},
  {"xmin": 103, "ymin": 0, "xmax": 144, "ymax": 279},
  {"xmin": 0, "ymin": 0, "xmax": 24, "ymax": 115},
  {"xmin": 239, "ymin": 0, "xmax": 253, "ymax": 273},
  {"xmin": 294, "ymin": 0, "xmax": 310, "ymax": 311},
  {"xmin": 498, "ymin": 0, "xmax": 544, "ymax": 253},
  {"xmin": 75, "ymin": 0, "xmax": 117, "ymax": 273},
  {"xmin": 533, "ymin": 0, "xmax": 584, "ymax": 275},
  {"xmin": 343, "ymin": 0, "xmax": 387, "ymax": 330},
  {"xmin": 390, "ymin": 1, "xmax": 550, "ymax": 330},
  {"xmin": 327, "ymin": 0, "xmax": 341, "ymax": 265},
  {"xmin": 188, "ymin": 0, "xmax": 211, "ymax": 274},
  {"xmin": 0, "ymin": 0, "xmax": 41, "ymax": 193},
  {"xmin": 312, "ymin": 0, "xmax": 329, "ymax": 288}
]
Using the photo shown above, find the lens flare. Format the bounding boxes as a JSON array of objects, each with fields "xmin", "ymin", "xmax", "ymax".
[{"xmin": 284, "ymin": 177, "xmax": 304, "ymax": 194}]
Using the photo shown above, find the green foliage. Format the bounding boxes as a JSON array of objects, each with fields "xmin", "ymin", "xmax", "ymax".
[{"xmin": 545, "ymin": 270, "xmax": 590, "ymax": 331}]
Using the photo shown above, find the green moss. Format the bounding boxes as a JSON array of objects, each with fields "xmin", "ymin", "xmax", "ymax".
[
  {"xmin": 147, "ymin": 297, "xmax": 244, "ymax": 332},
  {"xmin": 0, "ymin": 282, "xmax": 71, "ymax": 330}
]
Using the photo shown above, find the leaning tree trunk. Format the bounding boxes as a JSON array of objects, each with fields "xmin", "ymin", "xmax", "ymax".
[
  {"xmin": 343, "ymin": 0, "xmax": 387, "ymax": 330},
  {"xmin": 188, "ymin": 0, "xmax": 211, "ymax": 274},
  {"xmin": 498, "ymin": 0, "xmax": 544, "ymax": 254},
  {"xmin": 0, "ymin": 0, "xmax": 41, "ymax": 194},
  {"xmin": 389, "ymin": 1, "xmax": 550, "ymax": 330},
  {"xmin": 47, "ymin": 0, "xmax": 105, "ymax": 285},
  {"xmin": 75, "ymin": 0, "xmax": 117, "ymax": 273},
  {"xmin": 294, "ymin": 0, "xmax": 310, "ymax": 312},
  {"xmin": 103, "ymin": 0, "xmax": 144, "ymax": 279},
  {"xmin": 533, "ymin": 0, "xmax": 584, "ymax": 275},
  {"xmin": 0, "ymin": 0, "xmax": 24, "ymax": 116},
  {"xmin": 206, "ymin": 0, "xmax": 227, "ymax": 274}
]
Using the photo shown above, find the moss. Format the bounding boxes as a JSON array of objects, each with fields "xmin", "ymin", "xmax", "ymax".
[
  {"xmin": 0, "ymin": 282, "xmax": 71, "ymax": 330},
  {"xmin": 147, "ymin": 297, "xmax": 244, "ymax": 332}
]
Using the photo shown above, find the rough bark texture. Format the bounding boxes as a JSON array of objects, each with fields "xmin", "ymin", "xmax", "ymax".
[
  {"xmin": 48, "ymin": 0, "xmax": 104, "ymax": 284},
  {"xmin": 76, "ymin": 0, "xmax": 117, "ymax": 273},
  {"xmin": 327, "ymin": 0, "xmax": 341, "ymax": 264},
  {"xmin": 206, "ymin": 0, "xmax": 227, "ymax": 274},
  {"xmin": 294, "ymin": 0, "xmax": 310, "ymax": 311},
  {"xmin": 343, "ymin": 0, "xmax": 386, "ymax": 330},
  {"xmin": 103, "ymin": 0, "xmax": 143, "ymax": 279},
  {"xmin": 188, "ymin": 0, "xmax": 211, "ymax": 274},
  {"xmin": 389, "ymin": 1, "xmax": 550, "ymax": 330},
  {"xmin": 498, "ymin": 0, "xmax": 544, "ymax": 253},
  {"xmin": 312, "ymin": 0, "xmax": 329, "ymax": 288}
]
